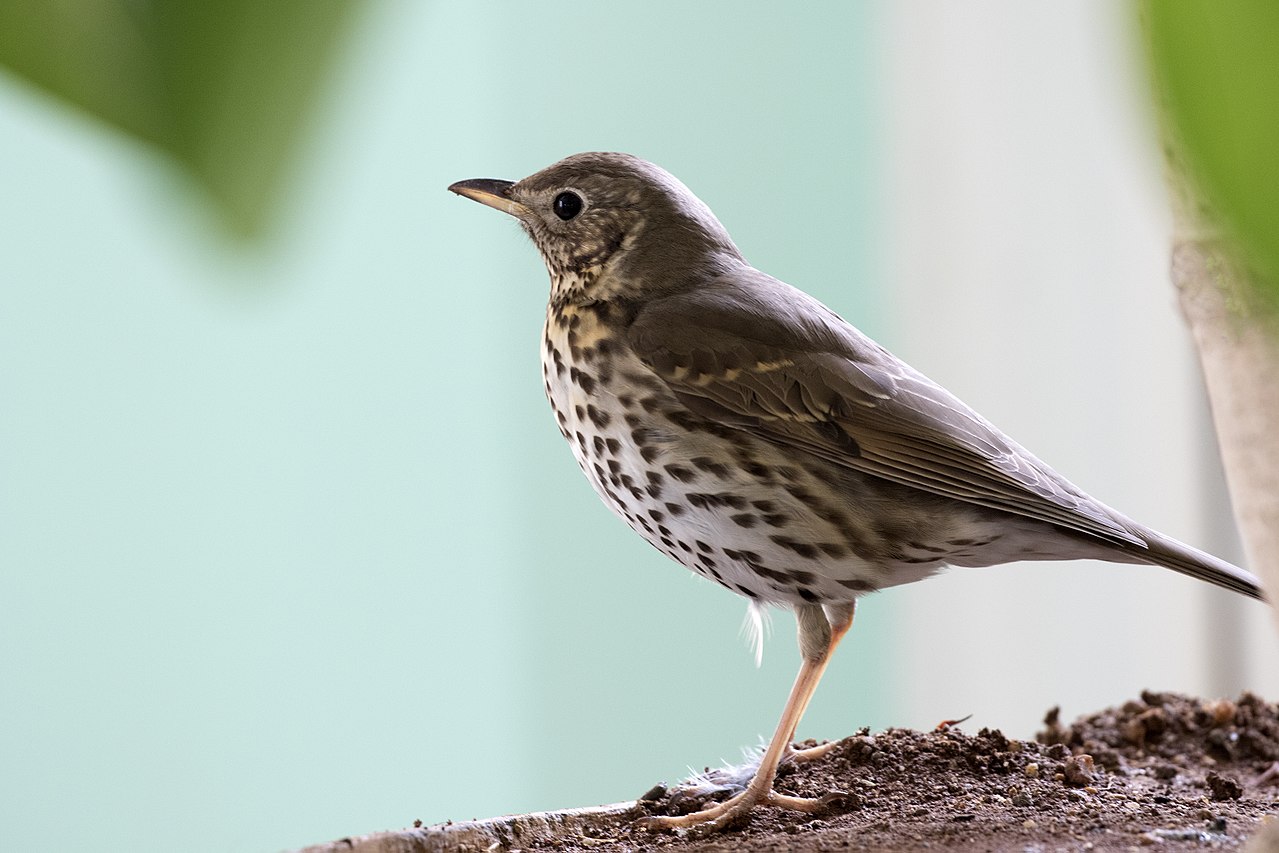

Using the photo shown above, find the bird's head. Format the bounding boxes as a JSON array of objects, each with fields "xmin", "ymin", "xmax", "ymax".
[{"xmin": 449, "ymin": 152, "xmax": 742, "ymax": 305}]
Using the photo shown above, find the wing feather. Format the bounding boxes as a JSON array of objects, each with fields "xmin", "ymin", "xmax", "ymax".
[{"xmin": 627, "ymin": 271, "xmax": 1145, "ymax": 549}]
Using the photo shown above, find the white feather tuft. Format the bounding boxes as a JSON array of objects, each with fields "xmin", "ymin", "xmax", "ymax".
[{"xmin": 740, "ymin": 601, "xmax": 772, "ymax": 667}]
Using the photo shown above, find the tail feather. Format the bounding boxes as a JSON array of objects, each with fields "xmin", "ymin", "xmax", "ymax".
[{"xmin": 1127, "ymin": 529, "xmax": 1264, "ymax": 601}]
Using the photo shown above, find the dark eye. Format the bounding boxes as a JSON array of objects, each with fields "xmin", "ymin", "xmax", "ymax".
[{"xmin": 553, "ymin": 191, "xmax": 583, "ymax": 221}]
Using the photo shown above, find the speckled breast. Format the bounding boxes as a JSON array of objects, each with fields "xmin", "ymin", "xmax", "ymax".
[{"xmin": 539, "ymin": 300, "xmax": 927, "ymax": 608}]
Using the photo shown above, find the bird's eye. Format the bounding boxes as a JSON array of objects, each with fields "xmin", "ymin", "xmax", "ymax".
[{"xmin": 553, "ymin": 191, "xmax": 583, "ymax": 221}]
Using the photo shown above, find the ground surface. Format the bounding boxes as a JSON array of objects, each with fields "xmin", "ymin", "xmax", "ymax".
[{"xmin": 303, "ymin": 692, "xmax": 1279, "ymax": 852}]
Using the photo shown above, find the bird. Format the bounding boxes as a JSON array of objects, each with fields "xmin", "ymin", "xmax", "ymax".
[{"xmin": 447, "ymin": 152, "xmax": 1265, "ymax": 833}]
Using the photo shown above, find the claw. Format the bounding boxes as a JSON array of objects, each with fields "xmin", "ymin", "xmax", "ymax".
[
  {"xmin": 786, "ymin": 738, "xmax": 842, "ymax": 764},
  {"xmin": 637, "ymin": 784, "xmax": 849, "ymax": 835}
]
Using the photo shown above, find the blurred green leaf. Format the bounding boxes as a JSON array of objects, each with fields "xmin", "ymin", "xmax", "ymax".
[
  {"xmin": 1143, "ymin": 1, "xmax": 1279, "ymax": 300},
  {"xmin": 0, "ymin": 0, "xmax": 363, "ymax": 237}
]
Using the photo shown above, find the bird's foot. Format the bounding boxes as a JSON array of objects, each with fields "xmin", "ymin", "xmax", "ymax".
[
  {"xmin": 636, "ymin": 784, "xmax": 847, "ymax": 836},
  {"xmin": 785, "ymin": 738, "xmax": 843, "ymax": 764}
]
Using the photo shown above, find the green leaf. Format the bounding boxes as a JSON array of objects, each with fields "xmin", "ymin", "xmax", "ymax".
[
  {"xmin": 0, "ymin": 0, "xmax": 363, "ymax": 237},
  {"xmin": 1143, "ymin": 0, "xmax": 1279, "ymax": 300}
]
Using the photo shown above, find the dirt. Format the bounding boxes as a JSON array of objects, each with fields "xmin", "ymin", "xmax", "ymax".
[{"xmin": 304, "ymin": 692, "xmax": 1279, "ymax": 853}]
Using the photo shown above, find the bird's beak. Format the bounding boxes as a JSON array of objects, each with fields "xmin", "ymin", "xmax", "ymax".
[{"xmin": 447, "ymin": 178, "xmax": 529, "ymax": 217}]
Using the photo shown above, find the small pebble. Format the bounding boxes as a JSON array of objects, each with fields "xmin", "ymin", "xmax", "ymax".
[
  {"xmin": 1024, "ymin": 763, "xmax": 1039, "ymax": 778},
  {"xmin": 1204, "ymin": 698, "xmax": 1237, "ymax": 727},
  {"xmin": 1206, "ymin": 772, "xmax": 1242, "ymax": 801},
  {"xmin": 1064, "ymin": 754, "xmax": 1096, "ymax": 787}
]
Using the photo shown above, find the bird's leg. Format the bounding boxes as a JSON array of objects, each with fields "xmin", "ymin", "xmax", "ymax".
[
  {"xmin": 638, "ymin": 601, "xmax": 856, "ymax": 834},
  {"xmin": 784, "ymin": 602, "xmax": 856, "ymax": 765}
]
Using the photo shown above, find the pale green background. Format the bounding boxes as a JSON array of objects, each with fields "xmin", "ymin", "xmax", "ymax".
[{"xmin": 0, "ymin": 2, "xmax": 890, "ymax": 851}]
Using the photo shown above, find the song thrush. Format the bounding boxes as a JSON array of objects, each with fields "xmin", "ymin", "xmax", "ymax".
[{"xmin": 448, "ymin": 152, "xmax": 1264, "ymax": 833}]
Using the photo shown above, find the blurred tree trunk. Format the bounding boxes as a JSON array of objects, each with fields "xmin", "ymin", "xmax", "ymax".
[{"xmin": 1165, "ymin": 157, "xmax": 1279, "ymax": 617}]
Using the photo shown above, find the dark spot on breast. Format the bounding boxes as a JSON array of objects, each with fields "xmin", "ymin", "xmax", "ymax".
[
  {"xmin": 664, "ymin": 464, "xmax": 695, "ymax": 482},
  {"xmin": 648, "ymin": 509, "xmax": 664, "ymax": 522},
  {"xmin": 552, "ymin": 348, "xmax": 565, "ymax": 376},
  {"xmin": 762, "ymin": 513, "xmax": 790, "ymax": 528},
  {"xmin": 818, "ymin": 542, "xmax": 848, "ymax": 558},
  {"xmin": 605, "ymin": 438, "xmax": 621, "ymax": 455},
  {"xmin": 695, "ymin": 540, "xmax": 712, "ymax": 553},
  {"xmin": 660, "ymin": 536, "xmax": 676, "ymax": 549},
  {"xmin": 574, "ymin": 405, "xmax": 586, "ymax": 420},
  {"xmin": 751, "ymin": 500, "xmax": 776, "ymax": 512},
  {"xmin": 686, "ymin": 492, "xmax": 747, "ymax": 510},
  {"xmin": 607, "ymin": 459, "xmax": 621, "ymax": 475},
  {"xmin": 690, "ymin": 456, "xmax": 730, "ymax": 478},
  {"xmin": 838, "ymin": 578, "xmax": 876, "ymax": 593},
  {"xmin": 730, "ymin": 513, "xmax": 757, "ymax": 528},
  {"xmin": 816, "ymin": 506, "xmax": 846, "ymax": 526},
  {"xmin": 623, "ymin": 413, "xmax": 641, "ymax": 428},
  {"xmin": 796, "ymin": 588, "xmax": 819, "ymax": 603},
  {"xmin": 770, "ymin": 535, "xmax": 820, "ymax": 560},
  {"xmin": 586, "ymin": 405, "xmax": 610, "ymax": 428},
  {"xmin": 577, "ymin": 372, "xmax": 596, "ymax": 394},
  {"xmin": 592, "ymin": 436, "xmax": 606, "ymax": 456},
  {"xmin": 657, "ymin": 525, "xmax": 672, "ymax": 537},
  {"xmin": 783, "ymin": 484, "xmax": 813, "ymax": 503},
  {"xmin": 640, "ymin": 446, "xmax": 661, "ymax": 463},
  {"xmin": 750, "ymin": 564, "xmax": 788, "ymax": 583},
  {"xmin": 575, "ymin": 432, "xmax": 587, "ymax": 451}
]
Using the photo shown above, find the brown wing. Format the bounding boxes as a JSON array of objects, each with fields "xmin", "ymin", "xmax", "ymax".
[{"xmin": 626, "ymin": 270, "xmax": 1146, "ymax": 549}]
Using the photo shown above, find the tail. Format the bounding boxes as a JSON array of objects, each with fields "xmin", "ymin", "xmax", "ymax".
[{"xmin": 1125, "ymin": 529, "xmax": 1265, "ymax": 601}]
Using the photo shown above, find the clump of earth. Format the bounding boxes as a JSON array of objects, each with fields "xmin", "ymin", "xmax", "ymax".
[
  {"xmin": 620, "ymin": 691, "xmax": 1279, "ymax": 852},
  {"xmin": 305, "ymin": 691, "xmax": 1279, "ymax": 853}
]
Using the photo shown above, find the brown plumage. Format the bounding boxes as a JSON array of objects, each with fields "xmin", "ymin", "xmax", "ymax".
[{"xmin": 449, "ymin": 152, "xmax": 1263, "ymax": 834}]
